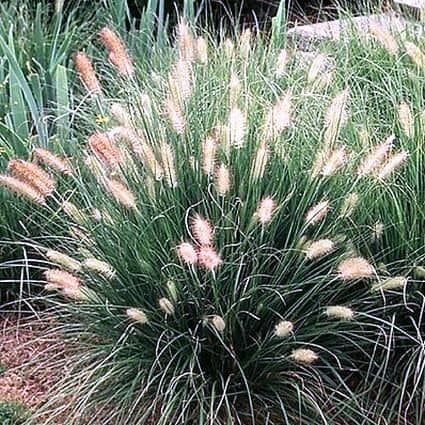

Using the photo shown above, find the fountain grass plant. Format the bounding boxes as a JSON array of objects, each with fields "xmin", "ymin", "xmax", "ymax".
[{"xmin": 0, "ymin": 14, "xmax": 424, "ymax": 425}]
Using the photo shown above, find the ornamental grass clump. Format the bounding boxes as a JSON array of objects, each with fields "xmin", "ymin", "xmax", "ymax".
[{"xmin": 1, "ymin": 20, "xmax": 424, "ymax": 425}]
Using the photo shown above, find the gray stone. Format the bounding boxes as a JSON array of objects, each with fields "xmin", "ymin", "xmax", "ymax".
[
  {"xmin": 287, "ymin": 13, "xmax": 409, "ymax": 46},
  {"xmin": 394, "ymin": 0, "xmax": 425, "ymax": 19}
]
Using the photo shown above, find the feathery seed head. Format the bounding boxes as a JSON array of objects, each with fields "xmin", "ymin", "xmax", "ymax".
[
  {"xmin": 323, "ymin": 89, "xmax": 349, "ymax": 146},
  {"xmin": 372, "ymin": 276, "xmax": 407, "ymax": 292},
  {"xmin": 251, "ymin": 141, "xmax": 269, "ymax": 180},
  {"xmin": 99, "ymin": 27, "xmax": 134, "ymax": 75},
  {"xmin": 202, "ymin": 136, "xmax": 217, "ymax": 176},
  {"xmin": 0, "ymin": 175, "xmax": 46, "ymax": 204},
  {"xmin": 290, "ymin": 348, "xmax": 318, "ymax": 365},
  {"xmin": 110, "ymin": 103, "xmax": 132, "ymax": 127},
  {"xmin": 196, "ymin": 37, "xmax": 208, "ymax": 63},
  {"xmin": 305, "ymin": 239, "xmax": 335, "ymax": 260},
  {"xmin": 104, "ymin": 178, "xmax": 137, "ymax": 209},
  {"xmin": 165, "ymin": 97, "xmax": 186, "ymax": 134},
  {"xmin": 177, "ymin": 242, "xmax": 198, "ymax": 265},
  {"xmin": 305, "ymin": 200, "xmax": 329, "ymax": 226},
  {"xmin": 191, "ymin": 214, "xmax": 214, "ymax": 246},
  {"xmin": 62, "ymin": 201, "xmax": 86, "ymax": 224},
  {"xmin": 358, "ymin": 135, "xmax": 394, "ymax": 176},
  {"xmin": 211, "ymin": 315, "xmax": 226, "ymax": 332},
  {"xmin": 320, "ymin": 147, "xmax": 347, "ymax": 176},
  {"xmin": 126, "ymin": 308, "xmax": 148, "ymax": 324},
  {"xmin": 405, "ymin": 41, "xmax": 425, "ymax": 68},
  {"xmin": 160, "ymin": 142, "xmax": 177, "ymax": 188},
  {"xmin": 88, "ymin": 132, "xmax": 123, "ymax": 168},
  {"xmin": 326, "ymin": 305, "xmax": 354, "ymax": 320},
  {"xmin": 44, "ymin": 269, "xmax": 80, "ymax": 292},
  {"xmin": 229, "ymin": 72, "xmax": 241, "ymax": 107},
  {"xmin": 159, "ymin": 297, "xmax": 175, "ymax": 315},
  {"xmin": 228, "ymin": 107, "xmax": 246, "ymax": 148},
  {"xmin": 275, "ymin": 49, "xmax": 289, "ymax": 77},
  {"xmin": 255, "ymin": 196, "xmax": 276, "ymax": 225},
  {"xmin": 340, "ymin": 193, "xmax": 359, "ymax": 218},
  {"xmin": 83, "ymin": 258, "xmax": 115, "ymax": 278},
  {"xmin": 8, "ymin": 159, "xmax": 55, "ymax": 196},
  {"xmin": 74, "ymin": 52, "xmax": 102, "ymax": 94},
  {"xmin": 398, "ymin": 101, "xmax": 414, "ymax": 137},
  {"xmin": 274, "ymin": 320, "xmax": 293, "ymax": 338},
  {"xmin": 215, "ymin": 164, "xmax": 231, "ymax": 196},
  {"xmin": 337, "ymin": 257, "xmax": 375, "ymax": 280},
  {"xmin": 33, "ymin": 148, "xmax": 72, "ymax": 175},
  {"xmin": 369, "ymin": 23, "xmax": 399, "ymax": 55},
  {"xmin": 176, "ymin": 19, "xmax": 195, "ymax": 62},
  {"xmin": 170, "ymin": 59, "xmax": 193, "ymax": 102},
  {"xmin": 377, "ymin": 150, "xmax": 408, "ymax": 180},
  {"xmin": 46, "ymin": 250, "xmax": 81, "ymax": 272},
  {"xmin": 198, "ymin": 246, "xmax": 222, "ymax": 271}
]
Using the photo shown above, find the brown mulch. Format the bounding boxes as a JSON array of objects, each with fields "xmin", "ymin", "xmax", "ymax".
[{"xmin": 0, "ymin": 314, "xmax": 70, "ymax": 423}]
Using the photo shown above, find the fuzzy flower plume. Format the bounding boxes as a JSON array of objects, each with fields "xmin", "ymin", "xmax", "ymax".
[
  {"xmin": 110, "ymin": 103, "xmax": 132, "ymax": 128},
  {"xmin": 191, "ymin": 214, "xmax": 214, "ymax": 246},
  {"xmin": 290, "ymin": 348, "xmax": 318, "ymax": 365},
  {"xmin": 357, "ymin": 135, "xmax": 394, "ymax": 176},
  {"xmin": 202, "ymin": 136, "xmax": 217, "ymax": 176},
  {"xmin": 228, "ymin": 107, "xmax": 246, "ymax": 149},
  {"xmin": 210, "ymin": 315, "xmax": 226, "ymax": 332},
  {"xmin": 104, "ymin": 178, "xmax": 137, "ymax": 209},
  {"xmin": 320, "ymin": 147, "xmax": 347, "ymax": 176},
  {"xmin": 62, "ymin": 201, "xmax": 86, "ymax": 224},
  {"xmin": 326, "ymin": 306, "xmax": 354, "ymax": 320},
  {"xmin": 99, "ymin": 27, "xmax": 134, "ymax": 75},
  {"xmin": 337, "ymin": 257, "xmax": 375, "ymax": 280},
  {"xmin": 251, "ymin": 141, "xmax": 269, "ymax": 180},
  {"xmin": 159, "ymin": 297, "xmax": 175, "ymax": 315},
  {"xmin": 307, "ymin": 53, "xmax": 328, "ymax": 84},
  {"xmin": 177, "ymin": 242, "xmax": 198, "ymax": 265},
  {"xmin": 136, "ymin": 142, "xmax": 163, "ymax": 181},
  {"xmin": 88, "ymin": 132, "xmax": 122, "ymax": 168},
  {"xmin": 398, "ymin": 101, "xmax": 414, "ymax": 137},
  {"xmin": 165, "ymin": 97, "xmax": 186, "ymax": 134},
  {"xmin": 83, "ymin": 258, "xmax": 115, "ymax": 278},
  {"xmin": 176, "ymin": 19, "xmax": 195, "ymax": 62},
  {"xmin": 46, "ymin": 250, "xmax": 81, "ymax": 272},
  {"xmin": 160, "ymin": 142, "xmax": 177, "ymax": 188},
  {"xmin": 255, "ymin": 196, "xmax": 276, "ymax": 225},
  {"xmin": 229, "ymin": 72, "xmax": 241, "ymax": 108},
  {"xmin": 44, "ymin": 269, "xmax": 84, "ymax": 300},
  {"xmin": 127, "ymin": 308, "xmax": 148, "ymax": 324},
  {"xmin": 305, "ymin": 200, "xmax": 329, "ymax": 226},
  {"xmin": 323, "ymin": 88, "xmax": 349, "ymax": 146},
  {"xmin": 405, "ymin": 41, "xmax": 425, "ymax": 68},
  {"xmin": 371, "ymin": 276, "xmax": 407, "ymax": 292},
  {"xmin": 340, "ymin": 193, "xmax": 359, "ymax": 218},
  {"xmin": 377, "ymin": 150, "xmax": 408, "ymax": 180},
  {"xmin": 8, "ymin": 159, "xmax": 55, "ymax": 197},
  {"xmin": 74, "ymin": 52, "xmax": 102, "ymax": 94},
  {"xmin": 33, "ymin": 148, "xmax": 72, "ymax": 175},
  {"xmin": 305, "ymin": 239, "xmax": 335, "ymax": 260},
  {"xmin": 198, "ymin": 246, "xmax": 222, "ymax": 270},
  {"xmin": 215, "ymin": 164, "xmax": 231, "ymax": 196},
  {"xmin": 274, "ymin": 320, "xmax": 293, "ymax": 338},
  {"xmin": 275, "ymin": 49, "xmax": 289, "ymax": 77},
  {"xmin": 170, "ymin": 59, "xmax": 193, "ymax": 103},
  {"xmin": 265, "ymin": 91, "xmax": 292, "ymax": 138},
  {"xmin": 0, "ymin": 175, "xmax": 46, "ymax": 204},
  {"xmin": 196, "ymin": 36, "xmax": 208, "ymax": 63},
  {"xmin": 369, "ymin": 22, "xmax": 399, "ymax": 55}
]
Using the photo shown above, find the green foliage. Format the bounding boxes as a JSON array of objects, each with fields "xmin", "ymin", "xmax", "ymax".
[
  {"xmin": 3, "ymin": 18, "xmax": 418, "ymax": 424},
  {"xmin": 0, "ymin": 401, "xmax": 32, "ymax": 425}
]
